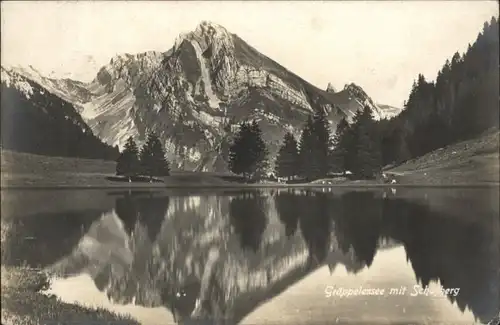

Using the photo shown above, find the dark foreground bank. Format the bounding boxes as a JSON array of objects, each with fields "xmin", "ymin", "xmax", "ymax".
[{"xmin": 0, "ymin": 266, "xmax": 139, "ymax": 325}]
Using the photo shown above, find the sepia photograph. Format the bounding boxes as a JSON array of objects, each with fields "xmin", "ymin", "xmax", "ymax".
[{"xmin": 1, "ymin": 1, "xmax": 499, "ymax": 324}]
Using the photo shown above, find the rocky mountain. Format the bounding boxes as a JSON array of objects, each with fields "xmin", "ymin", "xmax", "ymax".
[
  {"xmin": 0, "ymin": 67, "xmax": 119, "ymax": 160},
  {"xmin": 7, "ymin": 21, "xmax": 401, "ymax": 171},
  {"xmin": 376, "ymin": 103, "xmax": 403, "ymax": 119},
  {"xmin": 325, "ymin": 82, "xmax": 402, "ymax": 120}
]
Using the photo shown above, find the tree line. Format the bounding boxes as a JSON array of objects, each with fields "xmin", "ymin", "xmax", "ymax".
[
  {"xmin": 228, "ymin": 105, "xmax": 382, "ymax": 182},
  {"xmin": 379, "ymin": 16, "xmax": 499, "ymax": 166},
  {"xmin": 113, "ymin": 17, "xmax": 497, "ymax": 183},
  {"xmin": 228, "ymin": 16, "xmax": 498, "ymax": 181},
  {"xmin": 116, "ymin": 133, "xmax": 170, "ymax": 182}
]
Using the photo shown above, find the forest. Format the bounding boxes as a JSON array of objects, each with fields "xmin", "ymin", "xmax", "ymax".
[{"xmin": 229, "ymin": 17, "xmax": 499, "ymax": 181}]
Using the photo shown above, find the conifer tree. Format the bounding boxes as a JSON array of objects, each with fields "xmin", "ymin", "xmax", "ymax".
[
  {"xmin": 116, "ymin": 136, "xmax": 140, "ymax": 182},
  {"xmin": 346, "ymin": 106, "xmax": 382, "ymax": 179},
  {"xmin": 275, "ymin": 132, "xmax": 299, "ymax": 180},
  {"xmin": 379, "ymin": 17, "xmax": 498, "ymax": 165},
  {"xmin": 297, "ymin": 108, "xmax": 332, "ymax": 181},
  {"xmin": 139, "ymin": 133, "xmax": 170, "ymax": 182},
  {"xmin": 249, "ymin": 120, "xmax": 270, "ymax": 180},
  {"xmin": 229, "ymin": 121, "xmax": 252, "ymax": 178},
  {"xmin": 312, "ymin": 108, "xmax": 331, "ymax": 177},
  {"xmin": 228, "ymin": 120, "xmax": 268, "ymax": 181},
  {"xmin": 330, "ymin": 117, "xmax": 350, "ymax": 173},
  {"xmin": 298, "ymin": 116, "xmax": 316, "ymax": 180}
]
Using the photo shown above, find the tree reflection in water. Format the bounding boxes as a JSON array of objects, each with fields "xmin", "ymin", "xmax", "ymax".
[{"xmin": 4, "ymin": 188, "xmax": 497, "ymax": 324}]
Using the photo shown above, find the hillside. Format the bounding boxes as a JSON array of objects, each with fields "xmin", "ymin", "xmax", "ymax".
[
  {"xmin": 379, "ymin": 17, "xmax": 499, "ymax": 167},
  {"xmin": 0, "ymin": 150, "xmax": 238, "ymax": 188},
  {"xmin": 0, "ymin": 68, "xmax": 118, "ymax": 161},
  {"xmin": 386, "ymin": 129, "xmax": 499, "ymax": 185}
]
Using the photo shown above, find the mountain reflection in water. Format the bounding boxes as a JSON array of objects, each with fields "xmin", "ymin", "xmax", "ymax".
[{"xmin": 1, "ymin": 188, "xmax": 499, "ymax": 325}]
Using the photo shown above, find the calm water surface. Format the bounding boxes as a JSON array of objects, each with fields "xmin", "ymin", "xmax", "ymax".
[{"xmin": 1, "ymin": 187, "xmax": 499, "ymax": 325}]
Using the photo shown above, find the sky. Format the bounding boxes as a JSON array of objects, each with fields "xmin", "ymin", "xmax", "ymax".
[{"xmin": 1, "ymin": 1, "xmax": 498, "ymax": 107}]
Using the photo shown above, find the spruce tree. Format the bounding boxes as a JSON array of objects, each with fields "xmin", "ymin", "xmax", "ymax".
[
  {"xmin": 229, "ymin": 121, "xmax": 252, "ymax": 178},
  {"xmin": 139, "ymin": 133, "xmax": 170, "ymax": 182},
  {"xmin": 249, "ymin": 120, "xmax": 269, "ymax": 180},
  {"xmin": 330, "ymin": 117, "xmax": 350, "ymax": 173},
  {"xmin": 275, "ymin": 132, "xmax": 299, "ymax": 180},
  {"xmin": 312, "ymin": 108, "xmax": 331, "ymax": 178},
  {"xmin": 297, "ymin": 109, "xmax": 332, "ymax": 181},
  {"xmin": 344, "ymin": 106, "xmax": 382, "ymax": 179},
  {"xmin": 228, "ymin": 120, "xmax": 268, "ymax": 181},
  {"xmin": 343, "ymin": 109, "xmax": 363, "ymax": 174},
  {"xmin": 298, "ymin": 116, "xmax": 316, "ymax": 180},
  {"xmin": 391, "ymin": 126, "xmax": 411, "ymax": 165},
  {"xmin": 116, "ymin": 137, "xmax": 140, "ymax": 182},
  {"xmin": 352, "ymin": 106, "xmax": 382, "ymax": 179}
]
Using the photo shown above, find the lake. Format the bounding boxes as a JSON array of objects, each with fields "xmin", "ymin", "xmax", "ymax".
[{"xmin": 1, "ymin": 187, "xmax": 499, "ymax": 325}]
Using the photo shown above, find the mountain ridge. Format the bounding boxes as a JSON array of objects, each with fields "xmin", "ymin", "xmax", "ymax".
[
  {"xmin": 3, "ymin": 21, "xmax": 402, "ymax": 171},
  {"xmin": 0, "ymin": 67, "xmax": 119, "ymax": 160}
]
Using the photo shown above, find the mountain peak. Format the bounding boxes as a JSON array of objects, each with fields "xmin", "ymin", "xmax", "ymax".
[
  {"xmin": 195, "ymin": 20, "xmax": 229, "ymax": 35},
  {"xmin": 326, "ymin": 82, "xmax": 337, "ymax": 93},
  {"xmin": 174, "ymin": 21, "xmax": 234, "ymax": 53},
  {"xmin": 344, "ymin": 82, "xmax": 364, "ymax": 93},
  {"xmin": 19, "ymin": 22, "xmax": 399, "ymax": 171},
  {"xmin": 344, "ymin": 82, "xmax": 371, "ymax": 102},
  {"xmin": 4, "ymin": 64, "xmax": 47, "ymax": 87},
  {"xmin": 108, "ymin": 51, "xmax": 161, "ymax": 65}
]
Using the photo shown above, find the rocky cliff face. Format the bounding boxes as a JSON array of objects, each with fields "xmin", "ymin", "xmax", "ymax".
[
  {"xmin": 8, "ymin": 21, "xmax": 401, "ymax": 171},
  {"xmin": 377, "ymin": 103, "xmax": 405, "ymax": 119}
]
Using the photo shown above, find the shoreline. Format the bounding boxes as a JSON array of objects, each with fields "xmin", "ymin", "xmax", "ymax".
[
  {"xmin": 1, "ymin": 266, "xmax": 139, "ymax": 325},
  {"xmin": 2, "ymin": 182, "xmax": 499, "ymax": 190}
]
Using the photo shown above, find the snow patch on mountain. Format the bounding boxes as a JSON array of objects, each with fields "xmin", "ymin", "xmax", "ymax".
[
  {"xmin": 377, "ymin": 103, "xmax": 403, "ymax": 119},
  {"xmin": 80, "ymin": 102, "xmax": 100, "ymax": 120},
  {"xmin": 1, "ymin": 67, "xmax": 34, "ymax": 98},
  {"xmin": 5, "ymin": 65, "xmax": 45, "ymax": 86},
  {"xmin": 4, "ymin": 65, "xmax": 92, "ymax": 112}
]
